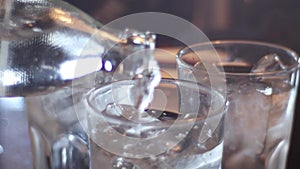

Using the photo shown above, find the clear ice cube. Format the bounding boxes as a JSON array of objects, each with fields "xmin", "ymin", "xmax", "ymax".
[
  {"xmin": 224, "ymin": 82, "xmax": 272, "ymax": 155},
  {"xmin": 251, "ymin": 53, "xmax": 292, "ymax": 94},
  {"xmin": 251, "ymin": 53, "xmax": 287, "ymax": 73}
]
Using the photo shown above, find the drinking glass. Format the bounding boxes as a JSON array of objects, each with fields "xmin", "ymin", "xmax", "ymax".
[
  {"xmin": 176, "ymin": 40, "xmax": 300, "ymax": 169},
  {"xmin": 84, "ymin": 78, "xmax": 227, "ymax": 169}
]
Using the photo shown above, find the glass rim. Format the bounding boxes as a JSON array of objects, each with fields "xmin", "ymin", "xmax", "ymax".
[
  {"xmin": 176, "ymin": 40, "xmax": 300, "ymax": 77},
  {"xmin": 86, "ymin": 78, "xmax": 226, "ymax": 126}
]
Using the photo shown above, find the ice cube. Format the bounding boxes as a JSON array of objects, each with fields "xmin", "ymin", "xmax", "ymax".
[
  {"xmin": 224, "ymin": 83, "xmax": 272, "ymax": 155},
  {"xmin": 251, "ymin": 53, "xmax": 292, "ymax": 94},
  {"xmin": 251, "ymin": 53, "xmax": 287, "ymax": 73}
]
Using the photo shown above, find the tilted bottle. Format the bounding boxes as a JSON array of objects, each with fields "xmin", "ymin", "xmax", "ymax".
[{"xmin": 0, "ymin": 0, "xmax": 158, "ymax": 168}]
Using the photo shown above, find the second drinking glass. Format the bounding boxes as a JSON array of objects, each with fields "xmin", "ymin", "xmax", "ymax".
[{"xmin": 176, "ymin": 40, "xmax": 300, "ymax": 169}]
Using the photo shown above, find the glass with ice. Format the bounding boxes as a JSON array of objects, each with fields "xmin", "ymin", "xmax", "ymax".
[
  {"xmin": 83, "ymin": 78, "xmax": 227, "ymax": 169},
  {"xmin": 176, "ymin": 40, "xmax": 300, "ymax": 169}
]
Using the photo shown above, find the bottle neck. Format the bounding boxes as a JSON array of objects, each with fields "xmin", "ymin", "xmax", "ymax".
[{"xmin": 0, "ymin": 0, "xmax": 158, "ymax": 97}]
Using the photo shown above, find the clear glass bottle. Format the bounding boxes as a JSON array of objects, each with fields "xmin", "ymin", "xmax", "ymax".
[{"xmin": 0, "ymin": 0, "xmax": 158, "ymax": 169}]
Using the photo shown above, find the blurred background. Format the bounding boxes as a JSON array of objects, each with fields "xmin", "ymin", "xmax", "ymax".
[
  {"xmin": 62, "ymin": 0, "xmax": 300, "ymax": 168},
  {"xmin": 0, "ymin": 0, "xmax": 299, "ymax": 168},
  {"xmin": 65, "ymin": 0, "xmax": 300, "ymax": 51}
]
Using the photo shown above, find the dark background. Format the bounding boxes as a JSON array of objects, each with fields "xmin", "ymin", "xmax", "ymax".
[
  {"xmin": 65, "ymin": 0, "xmax": 300, "ymax": 52},
  {"xmin": 63, "ymin": 0, "xmax": 300, "ymax": 168}
]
